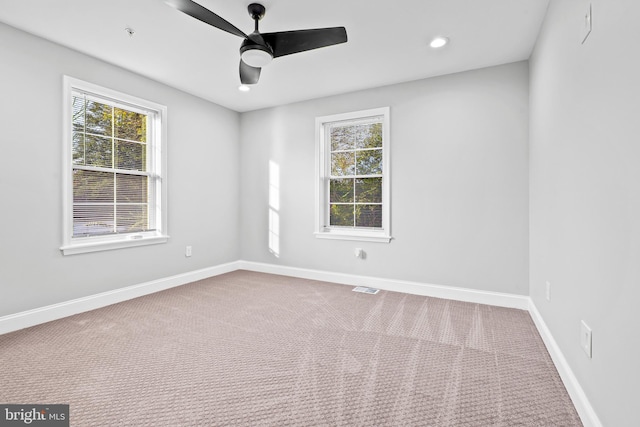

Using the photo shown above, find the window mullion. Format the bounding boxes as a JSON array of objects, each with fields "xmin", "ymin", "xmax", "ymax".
[{"xmin": 73, "ymin": 164, "xmax": 150, "ymax": 177}]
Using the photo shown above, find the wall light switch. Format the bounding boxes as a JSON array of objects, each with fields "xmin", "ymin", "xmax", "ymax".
[
  {"xmin": 185, "ymin": 246, "xmax": 192, "ymax": 257},
  {"xmin": 581, "ymin": 3, "xmax": 592, "ymax": 44}
]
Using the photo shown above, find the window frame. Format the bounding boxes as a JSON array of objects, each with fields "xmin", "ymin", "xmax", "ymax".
[
  {"xmin": 315, "ymin": 107, "xmax": 391, "ymax": 243},
  {"xmin": 60, "ymin": 76, "xmax": 168, "ymax": 255}
]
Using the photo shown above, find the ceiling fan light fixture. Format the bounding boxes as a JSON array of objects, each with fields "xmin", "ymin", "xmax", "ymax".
[
  {"xmin": 169, "ymin": 0, "xmax": 348, "ymax": 85},
  {"xmin": 238, "ymin": 84, "xmax": 251, "ymax": 92},
  {"xmin": 240, "ymin": 47, "xmax": 273, "ymax": 68},
  {"xmin": 430, "ymin": 36, "xmax": 449, "ymax": 48}
]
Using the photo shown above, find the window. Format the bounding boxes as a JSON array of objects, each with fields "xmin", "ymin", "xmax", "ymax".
[
  {"xmin": 315, "ymin": 107, "xmax": 391, "ymax": 242},
  {"xmin": 61, "ymin": 77, "xmax": 168, "ymax": 255}
]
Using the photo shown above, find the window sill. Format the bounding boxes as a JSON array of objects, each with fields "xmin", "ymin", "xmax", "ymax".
[
  {"xmin": 60, "ymin": 234, "xmax": 169, "ymax": 256},
  {"xmin": 314, "ymin": 231, "xmax": 392, "ymax": 243}
]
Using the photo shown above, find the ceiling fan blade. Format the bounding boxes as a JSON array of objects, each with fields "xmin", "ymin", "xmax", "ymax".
[
  {"xmin": 240, "ymin": 60, "xmax": 261, "ymax": 85},
  {"xmin": 165, "ymin": 0, "xmax": 247, "ymax": 39},
  {"xmin": 262, "ymin": 27, "xmax": 347, "ymax": 58}
]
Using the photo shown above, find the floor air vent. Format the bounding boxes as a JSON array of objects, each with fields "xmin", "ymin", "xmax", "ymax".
[{"xmin": 352, "ymin": 286, "xmax": 380, "ymax": 295}]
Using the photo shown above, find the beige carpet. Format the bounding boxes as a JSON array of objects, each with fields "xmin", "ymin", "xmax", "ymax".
[{"xmin": 0, "ymin": 270, "xmax": 582, "ymax": 426}]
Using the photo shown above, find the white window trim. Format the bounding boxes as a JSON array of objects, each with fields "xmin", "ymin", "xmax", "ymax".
[
  {"xmin": 315, "ymin": 107, "xmax": 391, "ymax": 243},
  {"xmin": 60, "ymin": 76, "xmax": 169, "ymax": 255}
]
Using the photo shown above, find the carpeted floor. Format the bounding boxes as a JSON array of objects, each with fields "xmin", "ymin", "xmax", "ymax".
[{"xmin": 0, "ymin": 270, "xmax": 582, "ymax": 426}]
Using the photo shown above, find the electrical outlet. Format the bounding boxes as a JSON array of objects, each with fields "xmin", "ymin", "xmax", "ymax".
[
  {"xmin": 580, "ymin": 320, "xmax": 592, "ymax": 358},
  {"xmin": 185, "ymin": 246, "xmax": 192, "ymax": 257},
  {"xmin": 545, "ymin": 281, "xmax": 551, "ymax": 301}
]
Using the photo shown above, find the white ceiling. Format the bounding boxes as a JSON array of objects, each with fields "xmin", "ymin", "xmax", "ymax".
[{"xmin": 0, "ymin": 0, "xmax": 549, "ymax": 112}]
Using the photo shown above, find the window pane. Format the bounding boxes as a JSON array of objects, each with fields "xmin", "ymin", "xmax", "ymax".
[
  {"xmin": 331, "ymin": 152, "xmax": 355, "ymax": 176},
  {"xmin": 84, "ymin": 134, "xmax": 113, "ymax": 168},
  {"xmin": 116, "ymin": 140, "xmax": 146, "ymax": 171},
  {"xmin": 356, "ymin": 149, "xmax": 382, "ymax": 175},
  {"xmin": 355, "ymin": 204, "xmax": 382, "ymax": 228},
  {"xmin": 353, "ymin": 124, "xmax": 371, "ymax": 149},
  {"xmin": 330, "ymin": 178, "xmax": 354, "ymax": 203},
  {"xmin": 72, "ymin": 96, "xmax": 85, "ymax": 134},
  {"xmin": 355, "ymin": 178, "xmax": 382, "ymax": 203},
  {"xmin": 116, "ymin": 174, "xmax": 147, "ymax": 203},
  {"xmin": 73, "ymin": 170, "xmax": 114, "ymax": 202},
  {"xmin": 73, "ymin": 205, "xmax": 114, "ymax": 237},
  {"xmin": 114, "ymin": 108, "xmax": 147, "ymax": 142},
  {"xmin": 356, "ymin": 122, "xmax": 383, "ymax": 149},
  {"xmin": 330, "ymin": 204, "xmax": 354, "ymax": 227},
  {"xmin": 116, "ymin": 205, "xmax": 148, "ymax": 233},
  {"xmin": 330, "ymin": 126, "xmax": 354, "ymax": 151},
  {"xmin": 72, "ymin": 131, "xmax": 85, "ymax": 165},
  {"xmin": 84, "ymin": 100, "xmax": 112, "ymax": 136}
]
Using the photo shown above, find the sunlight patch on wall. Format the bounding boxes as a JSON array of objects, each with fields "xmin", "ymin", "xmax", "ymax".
[{"xmin": 268, "ymin": 160, "xmax": 280, "ymax": 257}]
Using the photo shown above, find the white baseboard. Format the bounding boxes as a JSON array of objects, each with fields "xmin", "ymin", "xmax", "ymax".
[
  {"xmin": 0, "ymin": 261, "xmax": 240, "ymax": 335},
  {"xmin": 0, "ymin": 259, "xmax": 599, "ymax": 427},
  {"xmin": 0, "ymin": 260, "xmax": 527, "ymax": 335},
  {"xmin": 528, "ymin": 300, "xmax": 602, "ymax": 427},
  {"xmin": 237, "ymin": 260, "xmax": 530, "ymax": 310}
]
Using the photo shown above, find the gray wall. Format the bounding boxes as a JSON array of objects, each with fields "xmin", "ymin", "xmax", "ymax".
[
  {"xmin": 529, "ymin": 0, "xmax": 640, "ymax": 425},
  {"xmin": 240, "ymin": 62, "xmax": 530, "ymax": 295},
  {"xmin": 0, "ymin": 23, "xmax": 241, "ymax": 317},
  {"xmin": 4, "ymin": 3, "xmax": 635, "ymax": 423}
]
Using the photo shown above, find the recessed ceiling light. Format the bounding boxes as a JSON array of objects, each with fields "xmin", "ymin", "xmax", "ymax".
[
  {"xmin": 238, "ymin": 84, "xmax": 251, "ymax": 92},
  {"xmin": 430, "ymin": 36, "xmax": 449, "ymax": 48}
]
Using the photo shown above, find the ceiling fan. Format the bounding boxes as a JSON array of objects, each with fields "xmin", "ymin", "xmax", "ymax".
[{"xmin": 166, "ymin": 0, "xmax": 348, "ymax": 85}]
